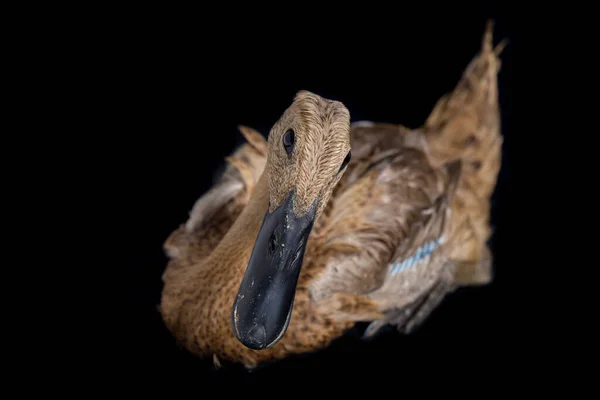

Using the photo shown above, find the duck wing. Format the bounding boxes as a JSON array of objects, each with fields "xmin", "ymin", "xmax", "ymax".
[{"xmin": 306, "ymin": 130, "xmax": 461, "ymax": 322}]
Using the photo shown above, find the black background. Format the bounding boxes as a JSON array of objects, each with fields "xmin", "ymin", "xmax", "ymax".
[{"xmin": 101, "ymin": 6, "xmax": 528, "ymax": 389}]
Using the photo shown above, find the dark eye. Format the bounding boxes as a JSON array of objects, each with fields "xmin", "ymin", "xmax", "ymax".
[
  {"xmin": 283, "ymin": 129, "xmax": 295, "ymax": 154},
  {"xmin": 339, "ymin": 150, "xmax": 351, "ymax": 173}
]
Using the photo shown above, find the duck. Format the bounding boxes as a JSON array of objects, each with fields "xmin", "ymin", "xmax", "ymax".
[{"xmin": 159, "ymin": 21, "xmax": 505, "ymax": 369}]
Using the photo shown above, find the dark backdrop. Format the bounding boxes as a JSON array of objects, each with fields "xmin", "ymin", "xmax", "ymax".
[{"xmin": 106, "ymin": 8, "xmax": 522, "ymax": 389}]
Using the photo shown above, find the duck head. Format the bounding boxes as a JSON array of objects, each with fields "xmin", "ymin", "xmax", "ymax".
[{"xmin": 231, "ymin": 90, "xmax": 351, "ymax": 350}]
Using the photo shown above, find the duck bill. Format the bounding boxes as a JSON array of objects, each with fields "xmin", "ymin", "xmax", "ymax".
[{"xmin": 231, "ymin": 191, "xmax": 316, "ymax": 350}]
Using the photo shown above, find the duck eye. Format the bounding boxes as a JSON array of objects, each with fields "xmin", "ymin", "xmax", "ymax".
[
  {"xmin": 339, "ymin": 150, "xmax": 351, "ymax": 173},
  {"xmin": 283, "ymin": 129, "xmax": 295, "ymax": 154}
]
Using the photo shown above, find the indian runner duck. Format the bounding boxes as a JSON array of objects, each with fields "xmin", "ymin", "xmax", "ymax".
[{"xmin": 160, "ymin": 21, "xmax": 505, "ymax": 369}]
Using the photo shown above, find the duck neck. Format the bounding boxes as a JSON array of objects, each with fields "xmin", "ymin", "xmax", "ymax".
[{"xmin": 206, "ymin": 170, "xmax": 270, "ymax": 276}]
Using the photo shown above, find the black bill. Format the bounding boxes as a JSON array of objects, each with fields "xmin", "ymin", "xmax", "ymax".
[{"xmin": 231, "ymin": 191, "xmax": 316, "ymax": 350}]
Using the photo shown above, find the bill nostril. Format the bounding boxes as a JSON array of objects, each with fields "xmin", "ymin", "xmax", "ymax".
[{"xmin": 269, "ymin": 231, "xmax": 278, "ymax": 254}]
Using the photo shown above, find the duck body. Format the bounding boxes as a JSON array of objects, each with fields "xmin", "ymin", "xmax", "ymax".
[{"xmin": 159, "ymin": 23, "xmax": 504, "ymax": 369}]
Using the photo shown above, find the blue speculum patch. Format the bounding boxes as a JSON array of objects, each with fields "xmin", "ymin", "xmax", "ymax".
[{"xmin": 390, "ymin": 235, "xmax": 444, "ymax": 275}]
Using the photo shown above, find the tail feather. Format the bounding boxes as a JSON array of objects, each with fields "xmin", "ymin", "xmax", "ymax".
[
  {"xmin": 419, "ymin": 20, "xmax": 505, "ymax": 286},
  {"xmin": 421, "ymin": 19, "xmax": 504, "ymax": 201}
]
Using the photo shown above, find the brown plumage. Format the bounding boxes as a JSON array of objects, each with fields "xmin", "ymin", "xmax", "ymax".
[{"xmin": 160, "ymin": 22, "xmax": 504, "ymax": 369}]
